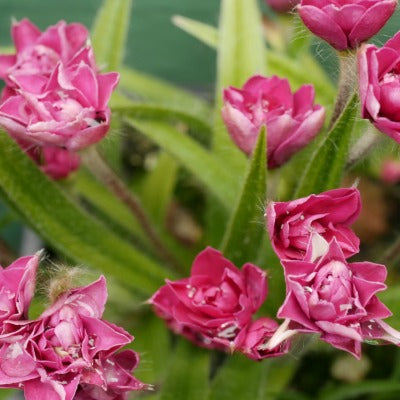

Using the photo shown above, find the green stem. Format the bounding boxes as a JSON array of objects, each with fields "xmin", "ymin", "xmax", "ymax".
[
  {"xmin": 82, "ymin": 146, "xmax": 183, "ymax": 274},
  {"xmin": 329, "ymin": 51, "xmax": 357, "ymax": 129}
]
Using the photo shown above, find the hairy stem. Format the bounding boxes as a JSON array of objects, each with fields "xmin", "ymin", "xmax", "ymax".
[
  {"xmin": 83, "ymin": 146, "xmax": 183, "ymax": 274},
  {"xmin": 346, "ymin": 126, "xmax": 383, "ymax": 169},
  {"xmin": 329, "ymin": 51, "xmax": 357, "ymax": 129}
]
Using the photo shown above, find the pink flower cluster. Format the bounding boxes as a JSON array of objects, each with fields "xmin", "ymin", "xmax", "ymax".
[
  {"xmin": 151, "ymin": 188, "xmax": 400, "ymax": 360},
  {"xmin": 0, "ymin": 254, "xmax": 146, "ymax": 399},
  {"xmin": 0, "ymin": 19, "xmax": 119, "ymax": 179},
  {"xmin": 150, "ymin": 247, "xmax": 289, "ymax": 360},
  {"xmin": 267, "ymin": 187, "xmax": 399, "ymax": 358}
]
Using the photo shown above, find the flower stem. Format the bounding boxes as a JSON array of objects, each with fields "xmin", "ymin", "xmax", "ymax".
[
  {"xmin": 329, "ymin": 51, "xmax": 357, "ymax": 129},
  {"xmin": 83, "ymin": 146, "xmax": 183, "ymax": 274},
  {"xmin": 346, "ymin": 126, "xmax": 383, "ymax": 169},
  {"xmin": 382, "ymin": 236, "xmax": 400, "ymax": 266}
]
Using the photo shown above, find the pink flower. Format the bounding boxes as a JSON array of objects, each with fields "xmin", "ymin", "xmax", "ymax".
[
  {"xmin": 0, "ymin": 19, "xmax": 88, "ymax": 87},
  {"xmin": 381, "ymin": 159, "xmax": 400, "ymax": 184},
  {"xmin": 22, "ymin": 144, "xmax": 80, "ymax": 180},
  {"xmin": 149, "ymin": 247, "xmax": 267, "ymax": 351},
  {"xmin": 0, "ymin": 46, "xmax": 119, "ymax": 151},
  {"xmin": 222, "ymin": 75, "xmax": 325, "ymax": 168},
  {"xmin": 298, "ymin": 0, "xmax": 396, "ymax": 51},
  {"xmin": 235, "ymin": 318, "xmax": 291, "ymax": 360},
  {"xmin": 0, "ymin": 254, "xmax": 38, "ymax": 329},
  {"xmin": 266, "ymin": 187, "xmax": 361, "ymax": 260},
  {"xmin": 0, "ymin": 277, "xmax": 147, "ymax": 399},
  {"xmin": 359, "ymin": 32, "xmax": 400, "ymax": 143},
  {"xmin": 278, "ymin": 237, "xmax": 392, "ymax": 358},
  {"xmin": 265, "ymin": 0, "xmax": 300, "ymax": 12}
]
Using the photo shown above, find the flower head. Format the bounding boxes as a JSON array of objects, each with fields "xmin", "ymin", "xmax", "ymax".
[
  {"xmin": 0, "ymin": 276, "xmax": 147, "ymax": 399},
  {"xmin": 278, "ymin": 237, "xmax": 392, "ymax": 358},
  {"xmin": 267, "ymin": 187, "xmax": 361, "ymax": 260},
  {"xmin": 359, "ymin": 32, "xmax": 400, "ymax": 143},
  {"xmin": 298, "ymin": 0, "xmax": 397, "ymax": 51},
  {"xmin": 222, "ymin": 75, "xmax": 325, "ymax": 168},
  {"xmin": 150, "ymin": 247, "xmax": 267, "ymax": 351}
]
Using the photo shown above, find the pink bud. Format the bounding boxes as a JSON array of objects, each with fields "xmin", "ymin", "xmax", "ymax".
[
  {"xmin": 278, "ymin": 238, "xmax": 393, "ymax": 358},
  {"xmin": 359, "ymin": 32, "xmax": 400, "ymax": 143},
  {"xmin": 265, "ymin": 0, "xmax": 300, "ymax": 13},
  {"xmin": 381, "ymin": 159, "xmax": 400, "ymax": 184},
  {"xmin": 222, "ymin": 75, "xmax": 325, "ymax": 168},
  {"xmin": 150, "ymin": 247, "xmax": 267, "ymax": 352},
  {"xmin": 298, "ymin": 0, "xmax": 397, "ymax": 51},
  {"xmin": 266, "ymin": 187, "xmax": 361, "ymax": 261}
]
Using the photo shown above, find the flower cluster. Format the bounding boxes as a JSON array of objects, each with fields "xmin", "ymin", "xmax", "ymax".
[
  {"xmin": 0, "ymin": 254, "xmax": 146, "ymax": 399},
  {"xmin": 151, "ymin": 188, "xmax": 400, "ymax": 360},
  {"xmin": 0, "ymin": 19, "xmax": 119, "ymax": 179},
  {"xmin": 150, "ymin": 247, "xmax": 289, "ymax": 360}
]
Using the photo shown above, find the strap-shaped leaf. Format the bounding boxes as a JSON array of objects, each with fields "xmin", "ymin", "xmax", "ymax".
[
  {"xmin": 214, "ymin": 0, "xmax": 266, "ymax": 173},
  {"xmin": 125, "ymin": 118, "xmax": 241, "ymax": 210},
  {"xmin": 91, "ymin": 0, "xmax": 132, "ymax": 70},
  {"xmin": 0, "ymin": 132, "xmax": 170, "ymax": 295},
  {"xmin": 294, "ymin": 94, "xmax": 359, "ymax": 198},
  {"xmin": 221, "ymin": 128, "xmax": 266, "ymax": 265},
  {"xmin": 119, "ymin": 66, "xmax": 211, "ymax": 124},
  {"xmin": 158, "ymin": 340, "xmax": 210, "ymax": 400}
]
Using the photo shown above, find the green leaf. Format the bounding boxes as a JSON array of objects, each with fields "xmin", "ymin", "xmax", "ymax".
[
  {"xmin": 91, "ymin": 0, "xmax": 132, "ymax": 70},
  {"xmin": 0, "ymin": 132, "xmax": 170, "ymax": 295},
  {"xmin": 111, "ymin": 100, "xmax": 212, "ymax": 145},
  {"xmin": 214, "ymin": 0, "xmax": 266, "ymax": 172},
  {"xmin": 158, "ymin": 340, "xmax": 210, "ymax": 400},
  {"xmin": 119, "ymin": 66, "xmax": 211, "ymax": 123},
  {"xmin": 294, "ymin": 94, "xmax": 359, "ymax": 198},
  {"xmin": 221, "ymin": 128, "xmax": 266, "ymax": 265},
  {"xmin": 172, "ymin": 15, "xmax": 218, "ymax": 48},
  {"xmin": 319, "ymin": 381, "xmax": 400, "ymax": 400},
  {"xmin": 125, "ymin": 118, "xmax": 241, "ymax": 210},
  {"xmin": 140, "ymin": 152, "xmax": 179, "ymax": 226}
]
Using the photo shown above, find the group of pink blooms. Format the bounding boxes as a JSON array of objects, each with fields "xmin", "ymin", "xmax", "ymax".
[{"xmin": 0, "ymin": 0, "xmax": 400, "ymax": 398}]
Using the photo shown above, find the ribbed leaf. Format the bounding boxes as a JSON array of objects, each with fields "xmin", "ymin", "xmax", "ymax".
[
  {"xmin": 0, "ymin": 132, "xmax": 170, "ymax": 295},
  {"xmin": 91, "ymin": 0, "xmax": 132, "ymax": 70},
  {"xmin": 119, "ymin": 66, "xmax": 211, "ymax": 123},
  {"xmin": 294, "ymin": 94, "xmax": 358, "ymax": 198},
  {"xmin": 125, "ymin": 118, "xmax": 241, "ymax": 210},
  {"xmin": 221, "ymin": 128, "xmax": 266, "ymax": 265},
  {"xmin": 157, "ymin": 340, "xmax": 210, "ymax": 400}
]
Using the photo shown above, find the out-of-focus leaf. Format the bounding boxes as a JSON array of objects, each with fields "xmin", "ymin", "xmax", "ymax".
[
  {"xmin": 119, "ymin": 66, "xmax": 211, "ymax": 123},
  {"xmin": 141, "ymin": 152, "xmax": 179, "ymax": 226},
  {"xmin": 294, "ymin": 94, "xmax": 358, "ymax": 198},
  {"xmin": 91, "ymin": 0, "xmax": 132, "ymax": 71},
  {"xmin": 221, "ymin": 128, "xmax": 266, "ymax": 265},
  {"xmin": 111, "ymin": 101, "xmax": 212, "ymax": 144},
  {"xmin": 0, "ymin": 132, "xmax": 170, "ymax": 296},
  {"xmin": 214, "ymin": 0, "xmax": 266, "ymax": 173},
  {"xmin": 319, "ymin": 381, "xmax": 400, "ymax": 400},
  {"xmin": 172, "ymin": 15, "xmax": 218, "ymax": 48},
  {"xmin": 207, "ymin": 355, "xmax": 270, "ymax": 400},
  {"xmin": 157, "ymin": 340, "xmax": 210, "ymax": 400},
  {"xmin": 125, "ymin": 118, "xmax": 241, "ymax": 210}
]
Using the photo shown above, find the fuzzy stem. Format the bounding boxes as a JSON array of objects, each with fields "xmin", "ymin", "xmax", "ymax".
[
  {"xmin": 83, "ymin": 146, "xmax": 183, "ymax": 274},
  {"xmin": 346, "ymin": 127, "xmax": 383, "ymax": 169},
  {"xmin": 382, "ymin": 236, "xmax": 400, "ymax": 266},
  {"xmin": 329, "ymin": 51, "xmax": 357, "ymax": 130}
]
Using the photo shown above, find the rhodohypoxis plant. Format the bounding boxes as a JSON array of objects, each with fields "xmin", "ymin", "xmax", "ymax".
[{"xmin": 0, "ymin": 0, "xmax": 400, "ymax": 399}]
